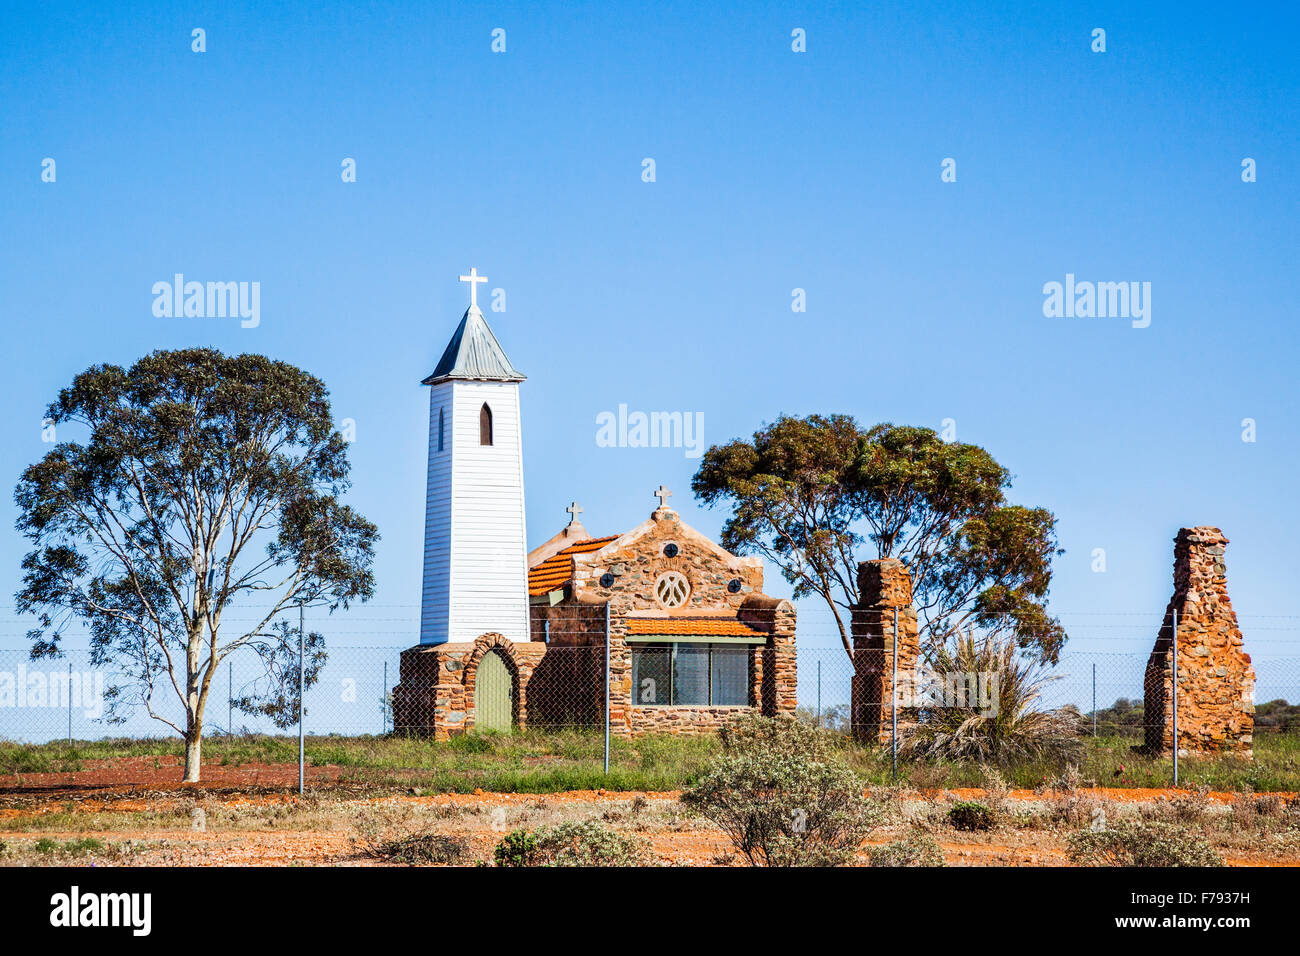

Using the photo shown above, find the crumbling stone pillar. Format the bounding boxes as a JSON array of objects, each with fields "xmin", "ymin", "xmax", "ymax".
[
  {"xmin": 1143, "ymin": 527, "xmax": 1255, "ymax": 758},
  {"xmin": 850, "ymin": 558, "xmax": 919, "ymax": 743}
]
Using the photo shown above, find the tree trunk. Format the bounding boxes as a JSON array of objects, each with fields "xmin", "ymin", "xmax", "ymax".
[
  {"xmin": 184, "ymin": 631, "xmax": 204, "ymax": 782},
  {"xmin": 831, "ymin": 604, "xmax": 855, "ymax": 671},
  {"xmin": 183, "ymin": 721, "xmax": 203, "ymax": 782}
]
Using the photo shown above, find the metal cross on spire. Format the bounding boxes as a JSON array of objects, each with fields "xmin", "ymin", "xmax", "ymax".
[
  {"xmin": 566, "ymin": 501, "xmax": 583, "ymax": 525},
  {"xmin": 654, "ymin": 485, "xmax": 673, "ymax": 508},
  {"xmin": 459, "ymin": 267, "xmax": 488, "ymax": 309}
]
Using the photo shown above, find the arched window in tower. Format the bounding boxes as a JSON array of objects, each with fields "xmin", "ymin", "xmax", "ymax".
[
  {"xmin": 437, "ymin": 407, "xmax": 445, "ymax": 452},
  {"xmin": 479, "ymin": 403, "xmax": 493, "ymax": 446}
]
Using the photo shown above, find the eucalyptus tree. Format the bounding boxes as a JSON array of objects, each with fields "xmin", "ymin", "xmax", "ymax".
[
  {"xmin": 693, "ymin": 416, "xmax": 1064, "ymax": 664},
  {"xmin": 15, "ymin": 349, "xmax": 377, "ymax": 781}
]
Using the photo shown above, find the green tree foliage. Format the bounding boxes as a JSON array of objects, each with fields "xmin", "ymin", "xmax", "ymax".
[
  {"xmin": 692, "ymin": 416, "xmax": 1065, "ymax": 662},
  {"xmin": 14, "ymin": 349, "xmax": 377, "ymax": 780}
]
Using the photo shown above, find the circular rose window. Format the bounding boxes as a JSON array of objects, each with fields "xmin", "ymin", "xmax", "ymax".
[{"xmin": 654, "ymin": 571, "xmax": 690, "ymax": 608}]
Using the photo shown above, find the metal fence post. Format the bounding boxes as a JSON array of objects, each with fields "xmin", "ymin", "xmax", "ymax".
[
  {"xmin": 67, "ymin": 659, "xmax": 73, "ymax": 746},
  {"xmin": 891, "ymin": 606, "xmax": 898, "ymax": 782},
  {"xmin": 816, "ymin": 659, "xmax": 822, "ymax": 728},
  {"xmin": 604, "ymin": 601, "xmax": 611, "ymax": 775},
  {"xmin": 298, "ymin": 602, "xmax": 305, "ymax": 796},
  {"xmin": 228, "ymin": 661, "xmax": 233, "ymax": 739},
  {"xmin": 1171, "ymin": 608, "xmax": 1179, "ymax": 787},
  {"xmin": 1092, "ymin": 662, "xmax": 1097, "ymax": 737},
  {"xmin": 383, "ymin": 660, "xmax": 388, "ymax": 733}
]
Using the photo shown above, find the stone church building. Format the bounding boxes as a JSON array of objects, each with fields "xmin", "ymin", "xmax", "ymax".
[{"xmin": 392, "ymin": 271, "xmax": 797, "ymax": 738}]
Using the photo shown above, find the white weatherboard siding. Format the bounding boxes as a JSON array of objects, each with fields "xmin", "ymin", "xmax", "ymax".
[
  {"xmin": 419, "ymin": 387, "xmax": 454, "ymax": 643},
  {"xmin": 420, "ymin": 380, "xmax": 530, "ymax": 644}
]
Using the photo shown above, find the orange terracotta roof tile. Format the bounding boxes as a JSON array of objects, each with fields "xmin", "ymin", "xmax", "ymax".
[
  {"xmin": 527, "ymin": 535, "xmax": 620, "ymax": 596},
  {"xmin": 625, "ymin": 617, "xmax": 768, "ymax": 637}
]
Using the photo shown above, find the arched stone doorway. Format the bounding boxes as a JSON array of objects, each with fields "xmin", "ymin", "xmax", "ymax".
[{"xmin": 476, "ymin": 648, "xmax": 513, "ymax": 732}]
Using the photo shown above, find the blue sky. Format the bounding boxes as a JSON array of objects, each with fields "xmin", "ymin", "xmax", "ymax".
[{"xmin": 2, "ymin": 0, "xmax": 1298, "ymax": 658}]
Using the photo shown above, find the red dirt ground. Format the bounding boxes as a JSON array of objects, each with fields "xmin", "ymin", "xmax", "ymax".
[
  {"xmin": 3, "ymin": 761, "xmax": 1297, "ymax": 866},
  {"xmin": 0, "ymin": 756, "xmax": 347, "ymax": 798}
]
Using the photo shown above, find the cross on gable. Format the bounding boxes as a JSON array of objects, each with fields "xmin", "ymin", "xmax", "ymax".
[
  {"xmin": 654, "ymin": 485, "xmax": 673, "ymax": 508},
  {"xmin": 459, "ymin": 267, "xmax": 488, "ymax": 309},
  {"xmin": 566, "ymin": 501, "xmax": 583, "ymax": 524}
]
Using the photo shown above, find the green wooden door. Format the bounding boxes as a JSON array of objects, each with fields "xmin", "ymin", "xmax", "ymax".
[{"xmin": 476, "ymin": 650, "xmax": 513, "ymax": 732}]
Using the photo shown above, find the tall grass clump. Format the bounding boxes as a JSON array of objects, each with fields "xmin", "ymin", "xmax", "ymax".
[{"xmin": 899, "ymin": 632, "xmax": 1083, "ymax": 767}]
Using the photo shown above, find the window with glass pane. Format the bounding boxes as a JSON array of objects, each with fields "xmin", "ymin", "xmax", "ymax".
[
  {"xmin": 631, "ymin": 641, "xmax": 753, "ymax": 706},
  {"xmin": 672, "ymin": 644, "xmax": 711, "ymax": 705},
  {"xmin": 630, "ymin": 644, "xmax": 671, "ymax": 705},
  {"xmin": 710, "ymin": 645, "xmax": 749, "ymax": 705}
]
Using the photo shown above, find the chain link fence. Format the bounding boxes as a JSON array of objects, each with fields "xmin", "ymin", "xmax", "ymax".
[
  {"xmin": 795, "ymin": 646, "xmax": 1300, "ymax": 739},
  {"xmin": 2, "ymin": 642, "xmax": 1297, "ymax": 747}
]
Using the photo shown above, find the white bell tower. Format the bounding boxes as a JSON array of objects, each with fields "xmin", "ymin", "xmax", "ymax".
[{"xmin": 419, "ymin": 268, "xmax": 530, "ymax": 644}]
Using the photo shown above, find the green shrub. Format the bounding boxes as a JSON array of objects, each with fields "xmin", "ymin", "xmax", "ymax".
[
  {"xmin": 533, "ymin": 820, "xmax": 649, "ymax": 867},
  {"xmin": 682, "ymin": 714, "xmax": 882, "ymax": 866},
  {"xmin": 493, "ymin": 822, "xmax": 647, "ymax": 867},
  {"xmin": 870, "ymin": 830, "xmax": 946, "ymax": 867},
  {"xmin": 948, "ymin": 800, "xmax": 997, "ymax": 832},
  {"xmin": 493, "ymin": 829, "xmax": 540, "ymax": 867},
  {"xmin": 32, "ymin": 837, "xmax": 105, "ymax": 857},
  {"xmin": 448, "ymin": 733, "xmax": 498, "ymax": 754},
  {"xmin": 1067, "ymin": 819, "xmax": 1223, "ymax": 867}
]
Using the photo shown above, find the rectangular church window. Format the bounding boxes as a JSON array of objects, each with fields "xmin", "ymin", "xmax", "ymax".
[
  {"xmin": 631, "ymin": 643, "xmax": 671, "ymax": 705},
  {"xmin": 710, "ymin": 645, "xmax": 749, "ymax": 705},
  {"xmin": 629, "ymin": 642, "xmax": 752, "ymax": 706},
  {"xmin": 673, "ymin": 645, "xmax": 710, "ymax": 705}
]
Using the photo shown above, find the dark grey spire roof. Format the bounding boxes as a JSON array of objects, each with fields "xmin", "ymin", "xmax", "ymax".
[{"xmin": 422, "ymin": 305, "xmax": 526, "ymax": 385}]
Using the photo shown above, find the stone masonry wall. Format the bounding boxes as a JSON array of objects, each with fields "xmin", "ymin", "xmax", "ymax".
[
  {"xmin": 392, "ymin": 634, "xmax": 546, "ymax": 740},
  {"xmin": 576, "ymin": 507, "xmax": 795, "ymax": 736},
  {"xmin": 850, "ymin": 558, "xmax": 920, "ymax": 743},
  {"xmin": 394, "ymin": 508, "xmax": 798, "ymax": 739},
  {"xmin": 746, "ymin": 594, "xmax": 799, "ymax": 725},
  {"xmin": 1143, "ymin": 527, "xmax": 1255, "ymax": 757},
  {"xmin": 626, "ymin": 705, "xmax": 756, "ymax": 734}
]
